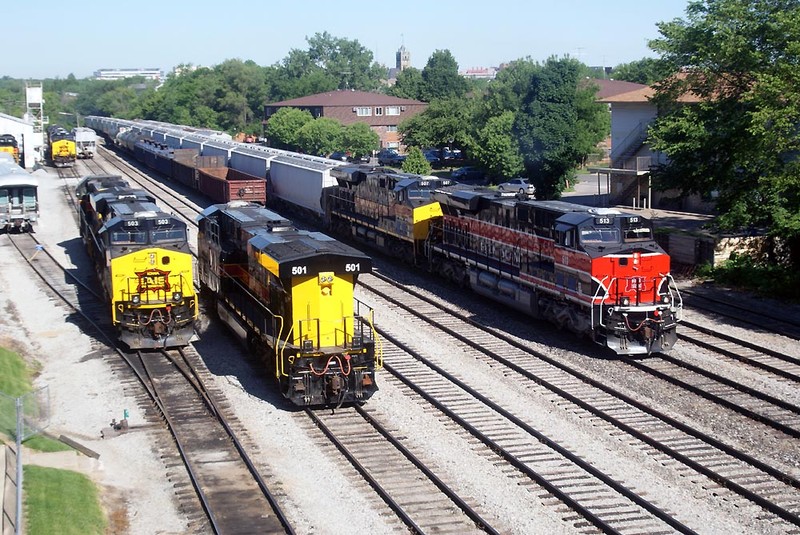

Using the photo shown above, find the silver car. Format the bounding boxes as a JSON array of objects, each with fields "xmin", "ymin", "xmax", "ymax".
[{"xmin": 497, "ymin": 178, "xmax": 534, "ymax": 195}]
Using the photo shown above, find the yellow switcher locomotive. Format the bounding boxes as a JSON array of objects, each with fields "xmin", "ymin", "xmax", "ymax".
[
  {"xmin": 197, "ymin": 201, "xmax": 381, "ymax": 406},
  {"xmin": 76, "ymin": 175, "xmax": 197, "ymax": 349}
]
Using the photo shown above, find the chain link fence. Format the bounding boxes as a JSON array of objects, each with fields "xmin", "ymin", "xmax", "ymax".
[
  {"xmin": 1, "ymin": 386, "xmax": 50, "ymax": 535},
  {"xmin": 0, "ymin": 387, "xmax": 50, "ymax": 442}
]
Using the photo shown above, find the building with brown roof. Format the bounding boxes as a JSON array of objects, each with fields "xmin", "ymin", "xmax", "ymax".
[
  {"xmin": 591, "ymin": 79, "xmax": 709, "ymax": 212},
  {"xmin": 264, "ymin": 90, "xmax": 427, "ymax": 150}
]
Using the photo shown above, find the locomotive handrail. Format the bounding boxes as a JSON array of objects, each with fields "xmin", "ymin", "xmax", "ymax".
[
  {"xmin": 366, "ymin": 310, "xmax": 383, "ymax": 368},
  {"xmin": 276, "ymin": 316, "xmax": 290, "ymax": 378},
  {"xmin": 663, "ymin": 273, "xmax": 684, "ymax": 321},
  {"xmin": 591, "ymin": 275, "xmax": 612, "ymax": 329}
]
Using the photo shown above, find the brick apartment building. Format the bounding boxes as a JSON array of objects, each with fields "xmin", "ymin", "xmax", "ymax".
[{"xmin": 263, "ymin": 90, "xmax": 427, "ymax": 150}]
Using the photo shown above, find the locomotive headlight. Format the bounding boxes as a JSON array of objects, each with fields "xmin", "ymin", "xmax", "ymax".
[
  {"xmin": 620, "ymin": 297, "xmax": 630, "ymax": 307},
  {"xmin": 131, "ymin": 295, "xmax": 141, "ymax": 305},
  {"xmin": 172, "ymin": 292, "xmax": 183, "ymax": 302}
]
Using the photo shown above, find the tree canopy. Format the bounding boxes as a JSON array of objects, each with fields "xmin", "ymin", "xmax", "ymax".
[
  {"xmin": 399, "ymin": 56, "xmax": 609, "ymax": 196},
  {"xmin": 402, "ymin": 146, "xmax": 432, "ymax": 175},
  {"xmin": 648, "ymin": 0, "xmax": 800, "ymax": 266}
]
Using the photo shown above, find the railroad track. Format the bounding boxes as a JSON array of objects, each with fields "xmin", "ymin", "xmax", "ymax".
[
  {"xmin": 4, "ymin": 231, "xmax": 293, "ymax": 534},
  {"xmin": 359, "ymin": 271, "xmax": 800, "ymax": 531},
  {"xmin": 132, "ymin": 347, "xmax": 290, "ymax": 534},
  {"xmin": 678, "ymin": 318, "xmax": 800, "ymax": 381},
  {"xmin": 305, "ymin": 405, "xmax": 496, "ymax": 534},
  {"xmin": 679, "ymin": 285, "xmax": 800, "ymax": 341}
]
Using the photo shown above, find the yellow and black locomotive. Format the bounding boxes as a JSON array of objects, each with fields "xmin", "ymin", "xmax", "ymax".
[
  {"xmin": 0, "ymin": 134, "xmax": 20, "ymax": 164},
  {"xmin": 47, "ymin": 125, "xmax": 77, "ymax": 167},
  {"xmin": 197, "ymin": 201, "xmax": 381, "ymax": 406},
  {"xmin": 76, "ymin": 175, "xmax": 197, "ymax": 349}
]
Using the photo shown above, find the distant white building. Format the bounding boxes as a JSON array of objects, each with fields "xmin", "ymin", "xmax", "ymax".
[
  {"xmin": 94, "ymin": 68, "xmax": 163, "ymax": 82},
  {"xmin": 460, "ymin": 67, "xmax": 498, "ymax": 80}
]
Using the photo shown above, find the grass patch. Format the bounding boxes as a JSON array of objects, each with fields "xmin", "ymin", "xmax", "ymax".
[
  {"xmin": 695, "ymin": 255, "xmax": 800, "ymax": 301},
  {"xmin": 25, "ymin": 435, "xmax": 74, "ymax": 452},
  {"xmin": 24, "ymin": 465, "xmax": 106, "ymax": 535},
  {"xmin": 0, "ymin": 346, "xmax": 31, "ymax": 396},
  {"xmin": 0, "ymin": 347, "xmax": 72, "ymax": 452}
]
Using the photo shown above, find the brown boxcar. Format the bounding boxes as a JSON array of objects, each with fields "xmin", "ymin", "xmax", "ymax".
[
  {"xmin": 170, "ymin": 150, "xmax": 227, "ymax": 190},
  {"xmin": 196, "ymin": 167, "xmax": 266, "ymax": 204}
]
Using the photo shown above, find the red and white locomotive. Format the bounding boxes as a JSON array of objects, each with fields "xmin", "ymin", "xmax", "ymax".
[{"xmin": 428, "ymin": 188, "xmax": 682, "ymax": 354}]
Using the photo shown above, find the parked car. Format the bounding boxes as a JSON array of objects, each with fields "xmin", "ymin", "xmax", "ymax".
[
  {"xmin": 348, "ymin": 153, "xmax": 371, "ymax": 164},
  {"xmin": 451, "ymin": 166, "xmax": 487, "ymax": 183},
  {"xmin": 377, "ymin": 149, "xmax": 406, "ymax": 166},
  {"xmin": 328, "ymin": 151, "xmax": 349, "ymax": 161},
  {"xmin": 423, "ymin": 149, "xmax": 442, "ymax": 167},
  {"xmin": 497, "ymin": 178, "xmax": 535, "ymax": 195}
]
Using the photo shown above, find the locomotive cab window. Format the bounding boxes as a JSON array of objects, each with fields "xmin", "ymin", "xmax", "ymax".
[
  {"xmin": 580, "ymin": 227, "xmax": 620, "ymax": 245},
  {"xmin": 622, "ymin": 217, "xmax": 654, "ymax": 242},
  {"xmin": 111, "ymin": 231, "xmax": 147, "ymax": 244},
  {"xmin": 151, "ymin": 229, "xmax": 186, "ymax": 242},
  {"xmin": 555, "ymin": 224, "xmax": 577, "ymax": 248}
]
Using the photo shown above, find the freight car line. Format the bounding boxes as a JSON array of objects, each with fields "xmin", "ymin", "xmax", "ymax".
[
  {"xmin": 5, "ymin": 232, "xmax": 294, "ymax": 533},
  {"xmin": 136, "ymin": 347, "xmax": 292, "ymax": 534},
  {"xmin": 96, "ymin": 145, "xmax": 205, "ymax": 226},
  {"xmin": 305, "ymin": 406, "xmax": 499, "ymax": 534},
  {"xmin": 359, "ymin": 271, "xmax": 800, "ymax": 528}
]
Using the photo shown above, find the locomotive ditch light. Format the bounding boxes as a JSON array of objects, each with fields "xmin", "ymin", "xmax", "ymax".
[
  {"xmin": 172, "ymin": 292, "xmax": 182, "ymax": 302},
  {"xmin": 302, "ymin": 339, "xmax": 314, "ymax": 351},
  {"xmin": 620, "ymin": 296, "xmax": 630, "ymax": 307},
  {"xmin": 131, "ymin": 295, "xmax": 141, "ymax": 305},
  {"xmin": 661, "ymin": 295, "xmax": 670, "ymax": 304}
]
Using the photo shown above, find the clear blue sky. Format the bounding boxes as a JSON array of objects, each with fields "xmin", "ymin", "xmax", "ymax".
[{"xmin": 7, "ymin": 0, "xmax": 691, "ymax": 79}]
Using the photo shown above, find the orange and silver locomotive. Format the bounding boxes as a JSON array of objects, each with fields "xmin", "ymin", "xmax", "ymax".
[
  {"xmin": 76, "ymin": 175, "xmax": 197, "ymax": 348},
  {"xmin": 197, "ymin": 201, "xmax": 380, "ymax": 406}
]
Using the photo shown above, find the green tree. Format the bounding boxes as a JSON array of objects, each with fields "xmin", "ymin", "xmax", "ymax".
[
  {"xmin": 467, "ymin": 111, "xmax": 524, "ymax": 182},
  {"xmin": 214, "ymin": 59, "xmax": 269, "ymax": 134},
  {"xmin": 513, "ymin": 57, "xmax": 609, "ymax": 198},
  {"xmin": 402, "ymin": 146, "xmax": 432, "ymax": 175},
  {"xmin": 306, "ymin": 31, "xmax": 386, "ymax": 91},
  {"xmin": 648, "ymin": 0, "xmax": 800, "ymax": 266},
  {"xmin": 610, "ymin": 58, "xmax": 670, "ymax": 85},
  {"xmin": 421, "ymin": 50, "xmax": 469, "ymax": 101},
  {"xmin": 266, "ymin": 51, "xmax": 338, "ymax": 102},
  {"xmin": 388, "ymin": 67, "xmax": 425, "ymax": 100},
  {"xmin": 265, "ymin": 107, "xmax": 314, "ymax": 150},
  {"xmin": 398, "ymin": 97, "xmax": 473, "ymax": 150},
  {"xmin": 297, "ymin": 117, "xmax": 342, "ymax": 156},
  {"xmin": 342, "ymin": 122, "xmax": 380, "ymax": 159},
  {"xmin": 0, "ymin": 77, "xmax": 25, "ymax": 117}
]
